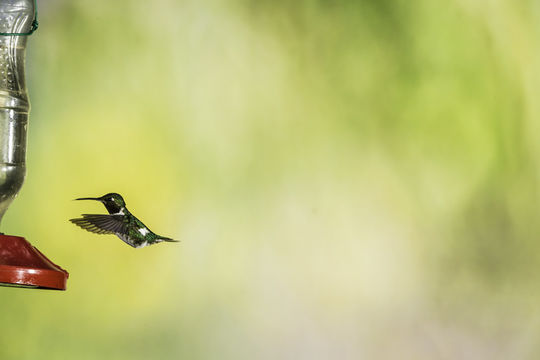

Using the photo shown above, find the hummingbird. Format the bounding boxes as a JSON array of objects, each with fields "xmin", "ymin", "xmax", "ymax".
[{"xmin": 70, "ymin": 192, "xmax": 179, "ymax": 248}]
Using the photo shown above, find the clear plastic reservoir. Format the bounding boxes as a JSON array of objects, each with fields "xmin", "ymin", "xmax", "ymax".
[{"xmin": 0, "ymin": 0, "xmax": 34, "ymax": 223}]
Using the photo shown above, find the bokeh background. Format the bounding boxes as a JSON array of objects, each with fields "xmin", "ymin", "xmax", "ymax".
[{"xmin": 2, "ymin": 0, "xmax": 540, "ymax": 358}]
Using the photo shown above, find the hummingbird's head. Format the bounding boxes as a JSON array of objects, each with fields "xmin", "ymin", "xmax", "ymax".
[
  {"xmin": 98, "ymin": 193, "xmax": 126, "ymax": 207},
  {"xmin": 76, "ymin": 193, "xmax": 126, "ymax": 214}
]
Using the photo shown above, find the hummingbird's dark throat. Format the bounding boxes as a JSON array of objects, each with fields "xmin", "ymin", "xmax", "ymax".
[{"xmin": 103, "ymin": 203, "xmax": 124, "ymax": 215}]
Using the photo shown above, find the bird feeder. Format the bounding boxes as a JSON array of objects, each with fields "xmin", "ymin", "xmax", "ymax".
[{"xmin": 0, "ymin": 0, "xmax": 68, "ymax": 290}]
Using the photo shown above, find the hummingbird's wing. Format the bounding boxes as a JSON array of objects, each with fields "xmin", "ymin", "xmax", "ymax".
[{"xmin": 70, "ymin": 214, "xmax": 127, "ymax": 235}]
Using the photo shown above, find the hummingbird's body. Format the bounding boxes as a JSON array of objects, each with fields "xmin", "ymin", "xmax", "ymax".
[{"xmin": 70, "ymin": 193, "xmax": 178, "ymax": 248}]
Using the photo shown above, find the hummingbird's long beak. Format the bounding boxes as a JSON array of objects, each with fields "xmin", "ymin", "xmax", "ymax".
[{"xmin": 74, "ymin": 197, "xmax": 102, "ymax": 201}]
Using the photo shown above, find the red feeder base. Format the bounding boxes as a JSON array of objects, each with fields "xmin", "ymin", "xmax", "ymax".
[{"xmin": 0, "ymin": 235, "xmax": 68, "ymax": 290}]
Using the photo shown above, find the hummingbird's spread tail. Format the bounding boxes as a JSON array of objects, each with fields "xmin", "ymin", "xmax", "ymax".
[{"xmin": 158, "ymin": 236, "xmax": 180, "ymax": 243}]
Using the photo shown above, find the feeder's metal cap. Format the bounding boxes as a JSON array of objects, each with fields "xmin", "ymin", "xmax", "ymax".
[{"xmin": 0, "ymin": 235, "xmax": 68, "ymax": 290}]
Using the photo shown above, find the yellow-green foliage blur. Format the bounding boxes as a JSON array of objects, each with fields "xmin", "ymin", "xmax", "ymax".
[{"xmin": 2, "ymin": 0, "xmax": 540, "ymax": 359}]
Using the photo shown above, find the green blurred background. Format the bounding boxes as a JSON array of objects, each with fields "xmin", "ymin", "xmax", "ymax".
[{"xmin": 2, "ymin": 0, "xmax": 540, "ymax": 358}]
